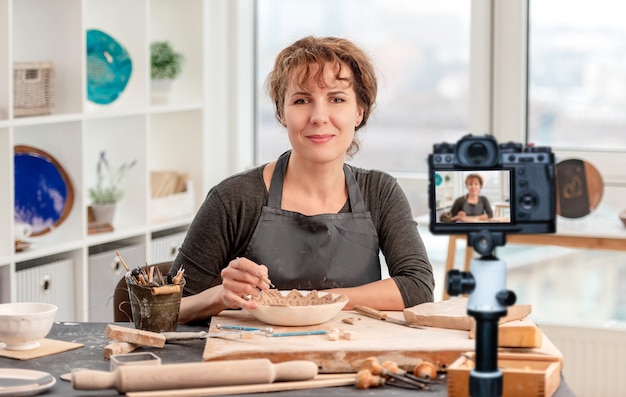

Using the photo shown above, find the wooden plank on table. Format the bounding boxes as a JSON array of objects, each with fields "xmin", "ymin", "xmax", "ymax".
[
  {"xmin": 105, "ymin": 324, "xmax": 166, "ymax": 348},
  {"xmin": 403, "ymin": 297, "xmax": 532, "ymax": 331},
  {"xmin": 202, "ymin": 309, "xmax": 562, "ymax": 373}
]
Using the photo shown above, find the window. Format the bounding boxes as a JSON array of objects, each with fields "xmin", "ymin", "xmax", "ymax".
[
  {"xmin": 255, "ymin": 0, "xmax": 471, "ymax": 175},
  {"xmin": 251, "ymin": 1, "xmax": 626, "ymax": 326},
  {"xmin": 511, "ymin": 0, "xmax": 626, "ymax": 325},
  {"xmin": 528, "ymin": 0, "xmax": 626, "ymax": 151}
]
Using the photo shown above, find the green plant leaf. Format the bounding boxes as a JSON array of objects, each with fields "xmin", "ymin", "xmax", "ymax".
[{"xmin": 151, "ymin": 41, "xmax": 184, "ymax": 80}]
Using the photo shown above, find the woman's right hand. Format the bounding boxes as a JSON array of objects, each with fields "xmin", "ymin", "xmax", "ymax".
[
  {"xmin": 220, "ymin": 257, "xmax": 271, "ymax": 310},
  {"xmin": 451, "ymin": 210, "xmax": 467, "ymax": 221}
]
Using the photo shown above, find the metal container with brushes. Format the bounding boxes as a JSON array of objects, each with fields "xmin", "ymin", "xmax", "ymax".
[{"xmin": 126, "ymin": 264, "xmax": 186, "ymax": 333}]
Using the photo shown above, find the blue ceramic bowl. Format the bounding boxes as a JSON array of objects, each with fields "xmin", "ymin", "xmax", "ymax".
[{"xmin": 86, "ymin": 29, "xmax": 133, "ymax": 105}]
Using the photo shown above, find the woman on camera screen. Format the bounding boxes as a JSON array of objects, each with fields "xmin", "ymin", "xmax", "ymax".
[{"xmin": 450, "ymin": 173, "xmax": 494, "ymax": 222}]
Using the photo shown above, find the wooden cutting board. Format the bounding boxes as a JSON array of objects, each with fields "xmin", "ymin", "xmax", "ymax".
[
  {"xmin": 0, "ymin": 338, "xmax": 83, "ymax": 360},
  {"xmin": 203, "ymin": 310, "xmax": 562, "ymax": 373}
]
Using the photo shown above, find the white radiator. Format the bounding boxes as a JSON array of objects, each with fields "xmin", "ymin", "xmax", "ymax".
[
  {"xmin": 539, "ymin": 322, "xmax": 626, "ymax": 397},
  {"xmin": 151, "ymin": 227, "xmax": 188, "ymax": 263}
]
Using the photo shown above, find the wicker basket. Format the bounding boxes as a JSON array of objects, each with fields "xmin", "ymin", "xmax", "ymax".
[{"xmin": 13, "ymin": 61, "xmax": 55, "ymax": 117}]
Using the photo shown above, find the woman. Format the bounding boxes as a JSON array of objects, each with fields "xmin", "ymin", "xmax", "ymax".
[
  {"xmin": 173, "ymin": 36, "xmax": 434, "ymax": 324},
  {"xmin": 450, "ymin": 173, "xmax": 494, "ymax": 222}
]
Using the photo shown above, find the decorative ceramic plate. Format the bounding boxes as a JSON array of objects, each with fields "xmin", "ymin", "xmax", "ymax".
[
  {"xmin": 86, "ymin": 29, "xmax": 133, "ymax": 104},
  {"xmin": 0, "ymin": 369, "xmax": 55, "ymax": 396},
  {"xmin": 246, "ymin": 290, "xmax": 348, "ymax": 326},
  {"xmin": 14, "ymin": 145, "xmax": 74, "ymax": 236}
]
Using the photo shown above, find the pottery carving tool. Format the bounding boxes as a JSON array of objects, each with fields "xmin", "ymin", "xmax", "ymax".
[
  {"xmin": 71, "ymin": 358, "xmax": 318, "ymax": 392},
  {"xmin": 106, "ymin": 324, "xmax": 262, "ymax": 347},
  {"xmin": 215, "ymin": 324, "xmax": 274, "ymax": 333},
  {"xmin": 269, "ymin": 330, "xmax": 328, "ymax": 337},
  {"xmin": 161, "ymin": 330, "xmax": 259, "ymax": 341},
  {"xmin": 213, "ymin": 324, "xmax": 328, "ymax": 337},
  {"xmin": 353, "ymin": 306, "xmax": 422, "ymax": 329}
]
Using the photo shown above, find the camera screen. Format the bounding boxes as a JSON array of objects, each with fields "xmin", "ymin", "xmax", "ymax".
[{"xmin": 433, "ymin": 169, "xmax": 511, "ymax": 224}]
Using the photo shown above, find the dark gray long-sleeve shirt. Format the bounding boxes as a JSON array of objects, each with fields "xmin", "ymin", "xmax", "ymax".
[{"xmin": 173, "ymin": 164, "xmax": 435, "ymax": 308}]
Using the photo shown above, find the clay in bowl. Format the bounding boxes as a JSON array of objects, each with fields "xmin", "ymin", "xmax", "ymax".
[{"xmin": 246, "ymin": 289, "xmax": 348, "ymax": 327}]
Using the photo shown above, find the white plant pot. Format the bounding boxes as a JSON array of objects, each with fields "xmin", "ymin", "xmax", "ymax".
[
  {"xmin": 90, "ymin": 204, "xmax": 116, "ymax": 225},
  {"xmin": 151, "ymin": 79, "xmax": 173, "ymax": 104}
]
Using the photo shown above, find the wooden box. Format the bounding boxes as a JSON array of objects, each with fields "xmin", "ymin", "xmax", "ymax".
[
  {"xmin": 447, "ymin": 353, "xmax": 561, "ymax": 397},
  {"xmin": 149, "ymin": 181, "xmax": 195, "ymax": 222}
]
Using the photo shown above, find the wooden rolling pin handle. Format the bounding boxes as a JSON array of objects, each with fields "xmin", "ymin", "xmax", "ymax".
[
  {"xmin": 72, "ymin": 370, "xmax": 116, "ymax": 391},
  {"xmin": 353, "ymin": 305, "xmax": 388, "ymax": 320},
  {"xmin": 72, "ymin": 358, "xmax": 319, "ymax": 392}
]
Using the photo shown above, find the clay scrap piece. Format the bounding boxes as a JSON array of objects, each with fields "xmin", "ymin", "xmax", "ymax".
[{"xmin": 252, "ymin": 289, "xmax": 348, "ymax": 307}]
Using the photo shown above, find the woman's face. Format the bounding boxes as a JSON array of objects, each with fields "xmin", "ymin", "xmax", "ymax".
[
  {"xmin": 282, "ymin": 62, "xmax": 364, "ymax": 165},
  {"xmin": 466, "ymin": 178, "xmax": 482, "ymax": 195}
]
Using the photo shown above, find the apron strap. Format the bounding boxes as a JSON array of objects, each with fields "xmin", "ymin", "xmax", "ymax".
[
  {"xmin": 267, "ymin": 150, "xmax": 366, "ymax": 213},
  {"xmin": 267, "ymin": 151, "xmax": 289, "ymax": 208}
]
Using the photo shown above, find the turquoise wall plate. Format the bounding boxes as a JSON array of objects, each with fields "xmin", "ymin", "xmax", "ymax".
[{"xmin": 86, "ymin": 29, "xmax": 133, "ymax": 105}]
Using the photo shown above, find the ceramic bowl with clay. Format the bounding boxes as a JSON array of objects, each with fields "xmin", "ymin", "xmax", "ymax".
[
  {"xmin": 0, "ymin": 302, "xmax": 57, "ymax": 350},
  {"xmin": 247, "ymin": 290, "xmax": 348, "ymax": 326}
]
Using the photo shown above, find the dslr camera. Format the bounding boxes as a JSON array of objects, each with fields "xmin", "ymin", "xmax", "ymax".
[{"xmin": 428, "ymin": 134, "xmax": 556, "ymax": 237}]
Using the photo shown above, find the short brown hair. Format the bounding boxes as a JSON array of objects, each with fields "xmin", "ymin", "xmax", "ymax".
[
  {"xmin": 465, "ymin": 173, "xmax": 483, "ymax": 187},
  {"xmin": 265, "ymin": 36, "xmax": 378, "ymax": 157}
]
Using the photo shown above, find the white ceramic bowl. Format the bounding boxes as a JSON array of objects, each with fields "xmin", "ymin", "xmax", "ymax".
[
  {"xmin": 0, "ymin": 302, "xmax": 57, "ymax": 351},
  {"xmin": 246, "ymin": 290, "xmax": 348, "ymax": 326}
]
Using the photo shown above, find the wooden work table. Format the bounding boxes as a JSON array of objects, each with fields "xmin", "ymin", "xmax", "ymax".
[{"xmin": 0, "ymin": 320, "xmax": 577, "ymax": 396}]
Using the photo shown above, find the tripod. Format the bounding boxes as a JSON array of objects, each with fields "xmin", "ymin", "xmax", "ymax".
[{"xmin": 446, "ymin": 231, "xmax": 516, "ymax": 397}]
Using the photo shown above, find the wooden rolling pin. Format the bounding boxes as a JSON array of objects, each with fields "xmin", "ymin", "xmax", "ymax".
[{"xmin": 72, "ymin": 358, "xmax": 318, "ymax": 393}]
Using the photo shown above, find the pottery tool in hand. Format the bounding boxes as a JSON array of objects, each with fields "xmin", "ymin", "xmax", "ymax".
[{"xmin": 262, "ymin": 275, "xmax": 275, "ymax": 288}]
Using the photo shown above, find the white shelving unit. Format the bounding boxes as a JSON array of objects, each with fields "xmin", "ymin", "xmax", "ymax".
[{"xmin": 0, "ymin": 0, "xmax": 219, "ymax": 321}]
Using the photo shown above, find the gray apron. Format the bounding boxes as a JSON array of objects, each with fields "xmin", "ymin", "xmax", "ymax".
[
  {"xmin": 462, "ymin": 196, "xmax": 486, "ymax": 216},
  {"xmin": 244, "ymin": 151, "xmax": 381, "ymax": 290}
]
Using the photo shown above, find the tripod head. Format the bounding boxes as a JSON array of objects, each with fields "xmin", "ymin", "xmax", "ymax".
[{"xmin": 447, "ymin": 231, "xmax": 516, "ymax": 311}]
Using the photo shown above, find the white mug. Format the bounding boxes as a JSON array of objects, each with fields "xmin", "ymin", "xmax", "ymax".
[{"xmin": 14, "ymin": 222, "xmax": 32, "ymax": 241}]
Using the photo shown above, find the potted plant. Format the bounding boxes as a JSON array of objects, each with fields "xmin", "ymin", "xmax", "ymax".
[
  {"xmin": 88, "ymin": 151, "xmax": 136, "ymax": 225},
  {"xmin": 150, "ymin": 41, "xmax": 184, "ymax": 104}
]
